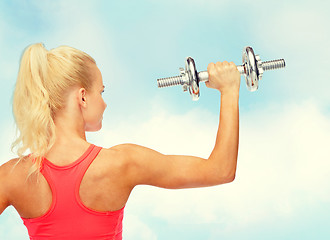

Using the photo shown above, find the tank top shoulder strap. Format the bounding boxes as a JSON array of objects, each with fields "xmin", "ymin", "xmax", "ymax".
[
  {"xmin": 75, "ymin": 144, "xmax": 102, "ymax": 185},
  {"xmin": 79, "ymin": 144, "xmax": 102, "ymax": 169}
]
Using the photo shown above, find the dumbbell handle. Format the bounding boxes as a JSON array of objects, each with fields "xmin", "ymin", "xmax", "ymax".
[
  {"xmin": 196, "ymin": 65, "xmax": 245, "ymax": 82},
  {"xmin": 158, "ymin": 59, "xmax": 285, "ymax": 88}
]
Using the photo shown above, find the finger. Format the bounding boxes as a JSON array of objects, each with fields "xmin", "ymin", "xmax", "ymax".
[
  {"xmin": 207, "ymin": 62, "xmax": 217, "ymax": 79},
  {"xmin": 215, "ymin": 61, "xmax": 223, "ymax": 68},
  {"xmin": 207, "ymin": 62, "xmax": 215, "ymax": 72}
]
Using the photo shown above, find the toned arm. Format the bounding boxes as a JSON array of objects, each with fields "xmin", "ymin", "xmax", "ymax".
[{"xmin": 115, "ymin": 61, "xmax": 240, "ymax": 190}]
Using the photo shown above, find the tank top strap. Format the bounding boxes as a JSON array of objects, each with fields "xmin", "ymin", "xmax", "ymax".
[
  {"xmin": 75, "ymin": 145, "xmax": 102, "ymax": 187},
  {"xmin": 82, "ymin": 144, "xmax": 102, "ymax": 168}
]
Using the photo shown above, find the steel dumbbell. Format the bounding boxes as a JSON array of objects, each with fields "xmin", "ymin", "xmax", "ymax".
[{"xmin": 157, "ymin": 46, "xmax": 286, "ymax": 101}]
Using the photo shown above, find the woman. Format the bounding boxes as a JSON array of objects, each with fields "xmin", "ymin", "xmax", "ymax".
[{"xmin": 0, "ymin": 43, "xmax": 240, "ymax": 239}]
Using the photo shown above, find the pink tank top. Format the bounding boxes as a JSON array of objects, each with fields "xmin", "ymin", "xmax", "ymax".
[{"xmin": 21, "ymin": 144, "xmax": 124, "ymax": 240}]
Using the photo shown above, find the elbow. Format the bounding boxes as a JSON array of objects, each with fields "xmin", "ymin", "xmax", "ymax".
[
  {"xmin": 225, "ymin": 164, "xmax": 237, "ymax": 183},
  {"xmin": 207, "ymin": 157, "xmax": 237, "ymax": 185},
  {"xmin": 221, "ymin": 158, "xmax": 237, "ymax": 184},
  {"xmin": 224, "ymin": 173, "xmax": 235, "ymax": 183},
  {"xmin": 216, "ymin": 169, "xmax": 236, "ymax": 185},
  {"xmin": 208, "ymin": 170, "xmax": 236, "ymax": 186}
]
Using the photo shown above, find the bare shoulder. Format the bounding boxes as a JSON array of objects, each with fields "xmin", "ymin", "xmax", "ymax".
[
  {"xmin": 109, "ymin": 143, "xmax": 156, "ymax": 156},
  {"xmin": 0, "ymin": 157, "xmax": 31, "ymax": 184},
  {"xmin": 0, "ymin": 159, "xmax": 15, "ymax": 193},
  {"xmin": 0, "ymin": 158, "xmax": 27, "ymax": 212},
  {"xmin": 91, "ymin": 144, "xmax": 136, "ymax": 173},
  {"xmin": 109, "ymin": 143, "xmax": 137, "ymax": 152},
  {"xmin": 107, "ymin": 143, "xmax": 165, "ymax": 172},
  {"xmin": 86, "ymin": 144, "xmax": 142, "ymax": 187},
  {"xmin": 100, "ymin": 144, "xmax": 138, "ymax": 165},
  {"xmin": 108, "ymin": 143, "xmax": 137, "ymax": 159},
  {"xmin": 103, "ymin": 143, "xmax": 153, "ymax": 170},
  {"xmin": 2, "ymin": 156, "xmax": 32, "ymax": 171},
  {"xmin": 0, "ymin": 158, "xmax": 20, "ymax": 178}
]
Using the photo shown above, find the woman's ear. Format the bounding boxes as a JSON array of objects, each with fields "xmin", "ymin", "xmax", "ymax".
[{"xmin": 78, "ymin": 88, "xmax": 87, "ymax": 107}]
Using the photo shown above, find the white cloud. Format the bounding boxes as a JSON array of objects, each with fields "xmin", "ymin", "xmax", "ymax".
[
  {"xmin": 254, "ymin": 2, "xmax": 330, "ymax": 103},
  {"xmin": 123, "ymin": 214, "xmax": 158, "ymax": 240}
]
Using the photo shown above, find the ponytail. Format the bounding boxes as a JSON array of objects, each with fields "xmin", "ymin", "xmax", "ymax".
[{"xmin": 11, "ymin": 43, "xmax": 95, "ymax": 176}]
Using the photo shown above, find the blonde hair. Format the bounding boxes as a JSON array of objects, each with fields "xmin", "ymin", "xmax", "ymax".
[{"xmin": 11, "ymin": 43, "xmax": 96, "ymax": 176}]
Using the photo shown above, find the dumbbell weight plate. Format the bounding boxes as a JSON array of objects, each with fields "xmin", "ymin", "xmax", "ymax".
[
  {"xmin": 185, "ymin": 57, "xmax": 200, "ymax": 101},
  {"xmin": 242, "ymin": 47, "xmax": 259, "ymax": 92}
]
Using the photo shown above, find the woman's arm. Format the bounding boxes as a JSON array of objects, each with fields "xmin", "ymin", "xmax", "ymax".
[{"xmin": 116, "ymin": 61, "xmax": 240, "ymax": 189}]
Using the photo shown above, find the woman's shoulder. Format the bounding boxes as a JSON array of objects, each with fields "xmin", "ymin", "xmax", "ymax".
[
  {"xmin": 97, "ymin": 143, "xmax": 142, "ymax": 169},
  {"xmin": 98, "ymin": 144, "xmax": 130, "ymax": 164},
  {"xmin": 0, "ymin": 157, "xmax": 30, "ymax": 174},
  {"xmin": 1, "ymin": 157, "xmax": 32, "ymax": 178},
  {"xmin": 107, "ymin": 143, "xmax": 148, "ymax": 155},
  {"xmin": 0, "ymin": 157, "xmax": 32, "ymax": 196}
]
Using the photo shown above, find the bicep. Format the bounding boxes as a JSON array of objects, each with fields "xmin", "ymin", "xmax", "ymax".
[{"xmin": 119, "ymin": 144, "xmax": 228, "ymax": 189}]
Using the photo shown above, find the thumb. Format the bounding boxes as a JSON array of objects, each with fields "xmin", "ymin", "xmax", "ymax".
[{"xmin": 205, "ymin": 80, "xmax": 215, "ymax": 89}]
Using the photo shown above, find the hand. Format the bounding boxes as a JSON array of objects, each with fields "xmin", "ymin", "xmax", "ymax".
[{"xmin": 205, "ymin": 61, "xmax": 240, "ymax": 94}]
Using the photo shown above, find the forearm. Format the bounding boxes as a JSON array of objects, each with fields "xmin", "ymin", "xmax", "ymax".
[{"xmin": 208, "ymin": 91, "xmax": 239, "ymax": 182}]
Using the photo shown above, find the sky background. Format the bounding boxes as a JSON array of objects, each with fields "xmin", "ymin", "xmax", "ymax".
[{"xmin": 0, "ymin": 0, "xmax": 329, "ymax": 239}]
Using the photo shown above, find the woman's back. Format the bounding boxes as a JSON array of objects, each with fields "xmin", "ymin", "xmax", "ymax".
[
  {"xmin": 3, "ymin": 143, "xmax": 131, "ymax": 239},
  {"xmin": 6, "ymin": 143, "xmax": 130, "ymax": 219}
]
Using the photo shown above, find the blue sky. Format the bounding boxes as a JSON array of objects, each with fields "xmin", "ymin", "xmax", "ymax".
[{"xmin": 0, "ymin": 0, "xmax": 329, "ymax": 239}]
